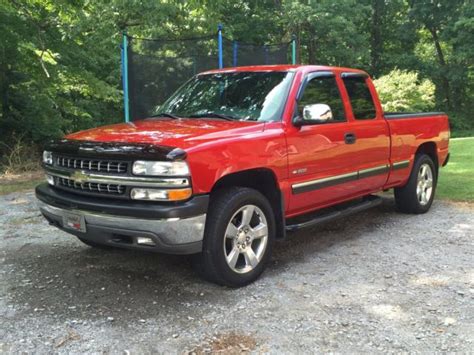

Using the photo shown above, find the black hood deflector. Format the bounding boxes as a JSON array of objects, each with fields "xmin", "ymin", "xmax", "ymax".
[{"xmin": 45, "ymin": 139, "xmax": 187, "ymax": 161}]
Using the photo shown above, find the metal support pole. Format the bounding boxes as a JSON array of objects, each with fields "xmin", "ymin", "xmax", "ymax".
[
  {"xmin": 292, "ymin": 34, "xmax": 297, "ymax": 65},
  {"xmin": 121, "ymin": 32, "xmax": 130, "ymax": 122},
  {"xmin": 232, "ymin": 40, "xmax": 238, "ymax": 67},
  {"xmin": 218, "ymin": 24, "xmax": 223, "ymax": 69}
]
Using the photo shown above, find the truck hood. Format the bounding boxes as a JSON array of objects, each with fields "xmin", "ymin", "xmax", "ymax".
[{"xmin": 65, "ymin": 118, "xmax": 265, "ymax": 150}]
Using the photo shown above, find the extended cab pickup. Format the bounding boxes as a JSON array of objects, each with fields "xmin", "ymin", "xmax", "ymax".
[{"xmin": 36, "ymin": 65, "xmax": 450, "ymax": 287}]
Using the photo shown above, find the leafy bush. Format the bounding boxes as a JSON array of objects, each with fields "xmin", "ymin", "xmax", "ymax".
[{"xmin": 373, "ymin": 70, "xmax": 435, "ymax": 112}]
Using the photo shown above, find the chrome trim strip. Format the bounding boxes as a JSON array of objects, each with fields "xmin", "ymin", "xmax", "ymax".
[
  {"xmin": 292, "ymin": 171, "xmax": 358, "ymax": 194},
  {"xmin": 293, "ymin": 171, "xmax": 358, "ymax": 189},
  {"xmin": 291, "ymin": 163, "xmax": 392, "ymax": 194},
  {"xmin": 45, "ymin": 167, "xmax": 189, "ymax": 188},
  {"xmin": 358, "ymin": 164, "xmax": 390, "ymax": 179},
  {"xmin": 358, "ymin": 165, "xmax": 389, "ymax": 174},
  {"xmin": 392, "ymin": 160, "xmax": 410, "ymax": 170}
]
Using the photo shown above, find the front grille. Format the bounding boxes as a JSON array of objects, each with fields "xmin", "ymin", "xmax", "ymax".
[
  {"xmin": 55, "ymin": 156, "xmax": 128, "ymax": 174},
  {"xmin": 55, "ymin": 177, "xmax": 126, "ymax": 195}
]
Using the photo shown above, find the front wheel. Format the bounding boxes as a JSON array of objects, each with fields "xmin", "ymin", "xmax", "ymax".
[
  {"xmin": 193, "ymin": 187, "xmax": 275, "ymax": 287},
  {"xmin": 394, "ymin": 154, "xmax": 437, "ymax": 214}
]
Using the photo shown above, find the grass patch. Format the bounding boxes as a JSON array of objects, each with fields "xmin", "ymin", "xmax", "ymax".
[
  {"xmin": 437, "ymin": 137, "xmax": 474, "ymax": 202},
  {"xmin": 0, "ymin": 179, "xmax": 44, "ymax": 195},
  {"xmin": 0, "ymin": 170, "xmax": 44, "ymax": 195},
  {"xmin": 451, "ymin": 129, "xmax": 474, "ymax": 138}
]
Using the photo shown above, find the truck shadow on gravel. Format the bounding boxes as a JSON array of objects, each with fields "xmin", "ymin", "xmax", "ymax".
[
  {"xmin": 270, "ymin": 197, "xmax": 396, "ymax": 271},
  {"xmin": 6, "ymin": 197, "xmax": 402, "ymax": 321}
]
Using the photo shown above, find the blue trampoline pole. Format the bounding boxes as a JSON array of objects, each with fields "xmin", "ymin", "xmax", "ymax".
[
  {"xmin": 121, "ymin": 32, "xmax": 130, "ymax": 123},
  {"xmin": 292, "ymin": 34, "xmax": 297, "ymax": 65},
  {"xmin": 233, "ymin": 41, "xmax": 238, "ymax": 67},
  {"xmin": 218, "ymin": 24, "xmax": 223, "ymax": 69}
]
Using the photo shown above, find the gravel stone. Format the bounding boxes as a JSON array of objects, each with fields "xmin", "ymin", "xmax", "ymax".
[{"xmin": 0, "ymin": 191, "xmax": 473, "ymax": 353}]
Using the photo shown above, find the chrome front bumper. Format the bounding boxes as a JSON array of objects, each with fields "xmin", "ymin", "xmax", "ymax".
[{"xmin": 38, "ymin": 200, "xmax": 206, "ymax": 254}]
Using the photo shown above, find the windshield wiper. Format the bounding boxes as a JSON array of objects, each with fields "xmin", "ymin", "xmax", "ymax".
[
  {"xmin": 188, "ymin": 112, "xmax": 238, "ymax": 121},
  {"xmin": 148, "ymin": 112, "xmax": 182, "ymax": 119}
]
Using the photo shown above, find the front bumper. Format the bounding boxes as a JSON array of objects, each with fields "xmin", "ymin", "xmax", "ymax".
[{"xmin": 36, "ymin": 184, "xmax": 208, "ymax": 254}]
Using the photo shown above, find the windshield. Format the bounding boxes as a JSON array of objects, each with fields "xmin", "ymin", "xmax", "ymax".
[{"xmin": 156, "ymin": 71, "xmax": 294, "ymax": 121}]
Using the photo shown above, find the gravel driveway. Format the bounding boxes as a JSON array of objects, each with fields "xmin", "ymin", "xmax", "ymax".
[{"xmin": 1, "ymin": 190, "xmax": 473, "ymax": 353}]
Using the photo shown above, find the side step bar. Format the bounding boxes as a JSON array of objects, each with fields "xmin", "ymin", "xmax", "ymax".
[{"xmin": 285, "ymin": 195, "xmax": 383, "ymax": 232}]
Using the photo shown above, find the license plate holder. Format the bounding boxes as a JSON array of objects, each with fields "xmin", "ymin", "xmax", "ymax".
[{"xmin": 62, "ymin": 212, "xmax": 86, "ymax": 233}]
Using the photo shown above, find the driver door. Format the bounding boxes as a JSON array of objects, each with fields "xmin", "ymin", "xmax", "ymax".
[{"xmin": 286, "ymin": 72, "xmax": 360, "ymax": 216}]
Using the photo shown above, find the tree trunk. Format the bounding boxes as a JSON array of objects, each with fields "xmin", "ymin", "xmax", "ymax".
[
  {"xmin": 428, "ymin": 27, "xmax": 451, "ymax": 110},
  {"xmin": 307, "ymin": 37, "xmax": 317, "ymax": 64},
  {"xmin": 0, "ymin": 67, "xmax": 10, "ymax": 120},
  {"xmin": 370, "ymin": 0, "xmax": 384, "ymax": 76},
  {"xmin": 296, "ymin": 26, "xmax": 302, "ymax": 64}
]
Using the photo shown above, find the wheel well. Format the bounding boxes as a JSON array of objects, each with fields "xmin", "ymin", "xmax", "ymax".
[
  {"xmin": 211, "ymin": 169, "xmax": 286, "ymax": 239},
  {"xmin": 416, "ymin": 142, "xmax": 439, "ymax": 171}
]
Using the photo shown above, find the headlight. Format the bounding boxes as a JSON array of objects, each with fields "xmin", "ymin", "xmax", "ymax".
[
  {"xmin": 132, "ymin": 161, "xmax": 189, "ymax": 176},
  {"xmin": 130, "ymin": 188, "xmax": 192, "ymax": 201},
  {"xmin": 43, "ymin": 151, "xmax": 53, "ymax": 165}
]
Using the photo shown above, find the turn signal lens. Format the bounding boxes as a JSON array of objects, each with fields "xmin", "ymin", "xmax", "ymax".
[
  {"xmin": 130, "ymin": 188, "xmax": 192, "ymax": 201},
  {"xmin": 167, "ymin": 188, "xmax": 193, "ymax": 201}
]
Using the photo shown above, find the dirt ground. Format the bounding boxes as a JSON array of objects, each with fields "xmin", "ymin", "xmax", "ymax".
[{"xmin": 1, "ymin": 190, "xmax": 473, "ymax": 353}]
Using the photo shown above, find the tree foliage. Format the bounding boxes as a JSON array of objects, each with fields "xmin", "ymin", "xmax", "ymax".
[
  {"xmin": 374, "ymin": 69, "xmax": 435, "ymax": 112},
  {"xmin": 0, "ymin": 0, "xmax": 473, "ymax": 154}
]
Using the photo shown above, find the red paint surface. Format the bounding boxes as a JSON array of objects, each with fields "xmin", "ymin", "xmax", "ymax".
[{"xmin": 65, "ymin": 65, "xmax": 450, "ymax": 218}]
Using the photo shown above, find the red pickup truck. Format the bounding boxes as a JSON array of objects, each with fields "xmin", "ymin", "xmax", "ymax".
[{"xmin": 36, "ymin": 65, "xmax": 450, "ymax": 287}]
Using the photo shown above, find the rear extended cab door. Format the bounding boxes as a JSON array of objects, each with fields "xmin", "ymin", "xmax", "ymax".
[
  {"xmin": 339, "ymin": 72, "xmax": 391, "ymax": 196},
  {"xmin": 284, "ymin": 69, "xmax": 390, "ymax": 217}
]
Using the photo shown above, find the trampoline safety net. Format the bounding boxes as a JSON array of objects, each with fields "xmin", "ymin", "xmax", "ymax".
[{"xmin": 126, "ymin": 35, "xmax": 290, "ymax": 120}]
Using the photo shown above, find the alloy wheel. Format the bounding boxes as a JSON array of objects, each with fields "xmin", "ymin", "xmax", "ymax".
[
  {"xmin": 223, "ymin": 204, "xmax": 269, "ymax": 274},
  {"xmin": 416, "ymin": 163, "xmax": 434, "ymax": 205}
]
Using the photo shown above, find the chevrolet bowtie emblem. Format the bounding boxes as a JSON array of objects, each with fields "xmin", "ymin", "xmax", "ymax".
[{"xmin": 71, "ymin": 170, "xmax": 89, "ymax": 183}]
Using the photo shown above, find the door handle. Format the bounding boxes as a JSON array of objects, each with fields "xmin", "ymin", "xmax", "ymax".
[{"xmin": 344, "ymin": 132, "xmax": 357, "ymax": 144}]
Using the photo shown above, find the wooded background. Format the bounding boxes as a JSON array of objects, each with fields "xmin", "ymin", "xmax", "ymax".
[{"xmin": 1, "ymin": 0, "xmax": 473, "ymax": 156}]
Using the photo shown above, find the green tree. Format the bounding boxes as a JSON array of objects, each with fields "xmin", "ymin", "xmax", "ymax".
[{"xmin": 282, "ymin": 0, "xmax": 370, "ymax": 67}]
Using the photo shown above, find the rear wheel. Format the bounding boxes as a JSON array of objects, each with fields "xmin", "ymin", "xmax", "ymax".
[
  {"xmin": 394, "ymin": 154, "xmax": 437, "ymax": 214},
  {"xmin": 193, "ymin": 187, "xmax": 275, "ymax": 287}
]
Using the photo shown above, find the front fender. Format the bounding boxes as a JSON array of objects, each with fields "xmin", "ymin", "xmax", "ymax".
[{"xmin": 186, "ymin": 123, "xmax": 288, "ymax": 195}]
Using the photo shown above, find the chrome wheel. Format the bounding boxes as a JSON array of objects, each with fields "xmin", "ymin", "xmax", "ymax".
[
  {"xmin": 416, "ymin": 163, "xmax": 434, "ymax": 206},
  {"xmin": 223, "ymin": 204, "xmax": 269, "ymax": 274}
]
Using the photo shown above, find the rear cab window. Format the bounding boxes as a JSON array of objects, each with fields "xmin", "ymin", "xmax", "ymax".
[{"xmin": 342, "ymin": 74, "xmax": 376, "ymax": 120}]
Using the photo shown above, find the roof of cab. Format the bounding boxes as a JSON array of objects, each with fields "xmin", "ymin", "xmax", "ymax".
[{"xmin": 200, "ymin": 64, "xmax": 369, "ymax": 76}]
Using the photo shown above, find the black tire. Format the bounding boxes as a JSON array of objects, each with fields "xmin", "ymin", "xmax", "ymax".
[
  {"xmin": 76, "ymin": 237, "xmax": 115, "ymax": 250},
  {"xmin": 394, "ymin": 154, "xmax": 437, "ymax": 214},
  {"xmin": 193, "ymin": 187, "xmax": 276, "ymax": 287}
]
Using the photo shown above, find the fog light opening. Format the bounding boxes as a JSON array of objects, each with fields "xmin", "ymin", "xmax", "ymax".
[
  {"xmin": 136, "ymin": 236, "xmax": 156, "ymax": 246},
  {"xmin": 46, "ymin": 174, "xmax": 55, "ymax": 185},
  {"xmin": 111, "ymin": 234, "xmax": 133, "ymax": 244}
]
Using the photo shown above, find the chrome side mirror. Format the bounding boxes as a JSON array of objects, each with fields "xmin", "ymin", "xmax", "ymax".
[{"xmin": 303, "ymin": 104, "xmax": 333, "ymax": 123}]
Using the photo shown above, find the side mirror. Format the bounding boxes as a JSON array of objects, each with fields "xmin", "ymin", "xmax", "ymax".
[{"xmin": 294, "ymin": 104, "xmax": 333, "ymax": 127}]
